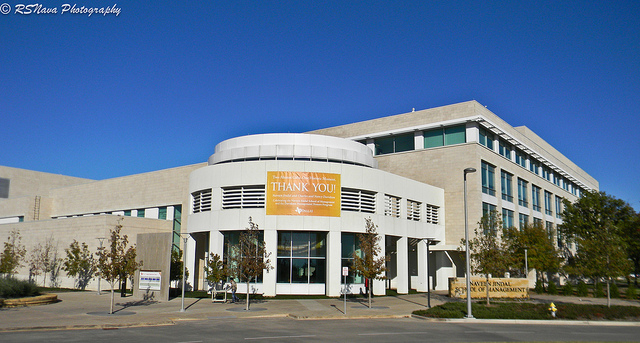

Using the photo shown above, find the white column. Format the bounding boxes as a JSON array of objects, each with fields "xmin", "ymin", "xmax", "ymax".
[
  {"xmin": 416, "ymin": 240, "xmax": 428, "ymax": 292},
  {"xmin": 414, "ymin": 131, "xmax": 424, "ymax": 150},
  {"xmin": 262, "ymin": 229, "xmax": 277, "ymax": 297},
  {"xmin": 185, "ymin": 235, "xmax": 197, "ymax": 290},
  {"xmin": 208, "ymin": 230, "xmax": 224, "ymax": 257},
  {"xmin": 395, "ymin": 236, "xmax": 409, "ymax": 294},
  {"xmin": 327, "ymin": 230, "xmax": 342, "ymax": 297}
]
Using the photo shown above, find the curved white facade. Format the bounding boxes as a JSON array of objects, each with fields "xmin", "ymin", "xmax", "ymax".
[{"xmin": 187, "ymin": 134, "xmax": 448, "ymax": 296}]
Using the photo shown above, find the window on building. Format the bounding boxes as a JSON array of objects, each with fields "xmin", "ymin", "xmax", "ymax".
[
  {"xmin": 277, "ymin": 231, "xmax": 326, "ymax": 284},
  {"xmin": 531, "ymin": 185, "xmax": 541, "ymax": 212},
  {"xmin": 137, "ymin": 209, "xmax": 145, "ymax": 218},
  {"xmin": 0, "ymin": 178, "xmax": 9, "ymax": 198},
  {"xmin": 562, "ymin": 178, "xmax": 570, "ymax": 191},
  {"xmin": 544, "ymin": 191, "xmax": 553, "ymax": 216},
  {"xmin": 374, "ymin": 133, "xmax": 414, "ymax": 155},
  {"xmin": 222, "ymin": 185, "xmax": 265, "ymax": 209},
  {"xmin": 124, "ymin": 210, "xmax": 131, "ymax": 217},
  {"xmin": 555, "ymin": 196, "xmax": 563, "ymax": 219},
  {"xmin": 529, "ymin": 159, "xmax": 539, "ymax": 175},
  {"xmin": 542, "ymin": 167, "xmax": 551, "ymax": 181},
  {"xmin": 515, "ymin": 149, "xmax": 527, "ymax": 168},
  {"xmin": 341, "ymin": 233, "xmax": 364, "ymax": 284},
  {"xmin": 533, "ymin": 217, "xmax": 543, "ymax": 227},
  {"xmin": 478, "ymin": 127, "xmax": 494, "ymax": 150},
  {"xmin": 553, "ymin": 174, "xmax": 561, "ymax": 186},
  {"xmin": 341, "ymin": 188, "xmax": 376, "ymax": 213},
  {"xmin": 407, "ymin": 200, "xmax": 421, "ymax": 221},
  {"xmin": 172, "ymin": 205, "xmax": 182, "ymax": 251},
  {"xmin": 481, "ymin": 161, "xmax": 496, "ymax": 196},
  {"xmin": 384, "ymin": 194, "xmax": 400, "ymax": 218},
  {"xmin": 501, "ymin": 171, "xmax": 513, "ymax": 202},
  {"xmin": 193, "ymin": 189, "xmax": 213, "ymax": 213},
  {"xmin": 482, "ymin": 202, "xmax": 498, "ymax": 235},
  {"xmin": 423, "ymin": 125, "xmax": 466, "ymax": 148},
  {"xmin": 519, "ymin": 213, "xmax": 529, "ymax": 230},
  {"xmin": 499, "ymin": 140, "xmax": 511, "ymax": 159},
  {"xmin": 426, "ymin": 204, "xmax": 439, "ymax": 224},
  {"xmin": 518, "ymin": 179, "xmax": 528, "ymax": 207},
  {"xmin": 224, "ymin": 230, "xmax": 264, "ymax": 283},
  {"xmin": 546, "ymin": 221, "xmax": 554, "ymax": 240},
  {"xmin": 502, "ymin": 208, "xmax": 514, "ymax": 229},
  {"xmin": 158, "ymin": 206, "xmax": 167, "ymax": 220}
]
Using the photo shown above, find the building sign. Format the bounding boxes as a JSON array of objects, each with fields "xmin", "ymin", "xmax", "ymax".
[
  {"xmin": 449, "ymin": 277, "xmax": 529, "ymax": 299},
  {"xmin": 139, "ymin": 271, "xmax": 162, "ymax": 291},
  {"xmin": 266, "ymin": 171, "xmax": 341, "ymax": 217}
]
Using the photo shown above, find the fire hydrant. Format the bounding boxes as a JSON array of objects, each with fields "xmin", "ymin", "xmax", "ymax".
[{"xmin": 548, "ymin": 302, "xmax": 557, "ymax": 318}]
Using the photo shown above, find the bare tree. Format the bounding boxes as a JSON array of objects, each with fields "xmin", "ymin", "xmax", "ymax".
[
  {"xmin": 95, "ymin": 220, "xmax": 143, "ymax": 314},
  {"xmin": 352, "ymin": 218, "xmax": 388, "ymax": 309},
  {"xmin": 226, "ymin": 217, "xmax": 272, "ymax": 311},
  {"xmin": 0, "ymin": 229, "xmax": 26, "ymax": 275}
]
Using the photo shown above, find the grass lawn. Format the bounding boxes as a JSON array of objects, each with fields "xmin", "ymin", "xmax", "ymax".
[{"xmin": 413, "ymin": 301, "xmax": 640, "ymax": 321}]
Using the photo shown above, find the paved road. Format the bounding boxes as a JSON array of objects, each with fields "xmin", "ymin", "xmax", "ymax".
[{"xmin": 1, "ymin": 317, "xmax": 639, "ymax": 342}]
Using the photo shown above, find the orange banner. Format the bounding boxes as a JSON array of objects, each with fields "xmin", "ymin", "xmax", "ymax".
[{"xmin": 266, "ymin": 171, "xmax": 341, "ymax": 217}]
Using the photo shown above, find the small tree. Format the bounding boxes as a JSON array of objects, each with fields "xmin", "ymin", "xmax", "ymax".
[
  {"xmin": 96, "ymin": 220, "xmax": 142, "ymax": 314},
  {"xmin": 204, "ymin": 253, "xmax": 226, "ymax": 300},
  {"xmin": 170, "ymin": 249, "xmax": 189, "ymax": 289},
  {"xmin": 465, "ymin": 211, "xmax": 510, "ymax": 305},
  {"xmin": 39, "ymin": 236, "xmax": 60, "ymax": 288},
  {"xmin": 0, "ymin": 230, "xmax": 27, "ymax": 275},
  {"xmin": 226, "ymin": 217, "xmax": 272, "ymax": 311},
  {"xmin": 63, "ymin": 240, "xmax": 96, "ymax": 290},
  {"xmin": 352, "ymin": 218, "xmax": 387, "ymax": 309},
  {"xmin": 28, "ymin": 243, "xmax": 43, "ymax": 284}
]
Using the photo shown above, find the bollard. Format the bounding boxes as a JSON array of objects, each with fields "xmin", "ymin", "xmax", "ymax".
[{"xmin": 548, "ymin": 302, "xmax": 557, "ymax": 318}]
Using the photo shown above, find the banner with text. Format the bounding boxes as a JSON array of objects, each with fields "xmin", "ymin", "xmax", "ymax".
[{"xmin": 266, "ymin": 171, "xmax": 341, "ymax": 217}]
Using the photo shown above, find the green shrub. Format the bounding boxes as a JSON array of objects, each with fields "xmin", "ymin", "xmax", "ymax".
[
  {"xmin": 534, "ymin": 280, "xmax": 544, "ymax": 293},
  {"xmin": 0, "ymin": 276, "xmax": 40, "ymax": 299},
  {"xmin": 577, "ymin": 281, "xmax": 589, "ymax": 297},
  {"xmin": 562, "ymin": 282, "xmax": 574, "ymax": 296},
  {"xmin": 594, "ymin": 283, "xmax": 605, "ymax": 298},
  {"xmin": 610, "ymin": 282, "xmax": 620, "ymax": 298},
  {"xmin": 547, "ymin": 281, "xmax": 558, "ymax": 295},
  {"xmin": 626, "ymin": 284, "xmax": 637, "ymax": 300}
]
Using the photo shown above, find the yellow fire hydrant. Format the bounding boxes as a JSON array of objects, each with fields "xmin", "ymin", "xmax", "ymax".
[{"xmin": 548, "ymin": 302, "xmax": 557, "ymax": 318}]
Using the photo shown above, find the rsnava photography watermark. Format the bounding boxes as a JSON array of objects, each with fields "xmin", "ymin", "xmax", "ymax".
[{"xmin": 0, "ymin": 3, "xmax": 121, "ymax": 16}]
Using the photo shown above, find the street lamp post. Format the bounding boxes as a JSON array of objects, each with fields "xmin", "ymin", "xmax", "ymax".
[
  {"xmin": 423, "ymin": 238, "xmax": 437, "ymax": 308},
  {"xmin": 464, "ymin": 167, "xmax": 476, "ymax": 319},
  {"xmin": 97, "ymin": 237, "xmax": 106, "ymax": 295},
  {"xmin": 180, "ymin": 234, "xmax": 190, "ymax": 313},
  {"xmin": 524, "ymin": 247, "xmax": 528, "ymax": 278}
]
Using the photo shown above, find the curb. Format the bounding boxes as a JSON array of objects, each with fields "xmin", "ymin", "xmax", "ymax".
[
  {"xmin": 410, "ymin": 314, "xmax": 640, "ymax": 326},
  {"xmin": 0, "ymin": 294, "xmax": 58, "ymax": 308}
]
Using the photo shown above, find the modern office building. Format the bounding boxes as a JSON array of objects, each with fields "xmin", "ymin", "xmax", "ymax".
[{"xmin": 0, "ymin": 100, "xmax": 597, "ymax": 295}]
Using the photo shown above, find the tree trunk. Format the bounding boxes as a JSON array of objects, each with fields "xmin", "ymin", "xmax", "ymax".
[
  {"xmin": 607, "ymin": 277, "xmax": 611, "ymax": 308},
  {"xmin": 246, "ymin": 280, "xmax": 250, "ymax": 311},
  {"xmin": 110, "ymin": 283, "xmax": 115, "ymax": 314}
]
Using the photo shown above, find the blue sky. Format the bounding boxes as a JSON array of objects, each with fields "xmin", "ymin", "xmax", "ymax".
[{"xmin": 2, "ymin": 1, "xmax": 639, "ymax": 210}]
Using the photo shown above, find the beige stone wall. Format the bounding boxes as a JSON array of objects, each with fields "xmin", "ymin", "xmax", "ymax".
[
  {"xmin": 0, "ymin": 215, "xmax": 171, "ymax": 290},
  {"xmin": 0, "ymin": 166, "xmax": 92, "ymax": 199}
]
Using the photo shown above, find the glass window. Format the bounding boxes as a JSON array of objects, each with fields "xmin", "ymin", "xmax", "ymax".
[
  {"xmin": 532, "ymin": 185, "xmax": 541, "ymax": 212},
  {"xmin": 519, "ymin": 213, "xmax": 529, "ymax": 230},
  {"xmin": 499, "ymin": 140, "xmax": 511, "ymax": 159},
  {"xmin": 533, "ymin": 217, "xmax": 543, "ymax": 227},
  {"xmin": 479, "ymin": 127, "xmax": 494, "ymax": 149},
  {"xmin": 423, "ymin": 129, "xmax": 443, "ymax": 148},
  {"xmin": 544, "ymin": 191, "xmax": 553, "ymax": 215},
  {"xmin": 158, "ymin": 206, "xmax": 167, "ymax": 220},
  {"xmin": 518, "ymin": 179, "xmax": 528, "ymax": 207},
  {"xmin": 341, "ymin": 233, "xmax": 364, "ymax": 284},
  {"xmin": 444, "ymin": 125, "xmax": 466, "ymax": 145},
  {"xmin": 501, "ymin": 171, "xmax": 513, "ymax": 202},
  {"xmin": 375, "ymin": 133, "xmax": 414, "ymax": 155},
  {"xmin": 277, "ymin": 231, "xmax": 327, "ymax": 284},
  {"xmin": 555, "ymin": 196, "xmax": 563, "ymax": 218},
  {"xmin": 515, "ymin": 149, "xmax": 527, "ymax": 168},
  {"xmin": 137, "ymin": 209, "xmax": 145, "ymax": 218},
  {"xmin": 542, "ymin": 167, "xmax": 551, "ymax": 181},
  {"xmin": 481, "ymin": 161, "xmax": 496, "ymax": 196},
  {"xmin": 502, "ymin": 208, "xmax": 514, "ymax": 229},
  {"xmin": 124, "ymin": 210, "xmax": 131, "ymax": 217},
  {"xmin": 482, "ymin": 202, "xmax": 498, "ymax": 235},
  {"xmin": 529, "ymin": 159, "xmax": 539, "ymax": 174}
]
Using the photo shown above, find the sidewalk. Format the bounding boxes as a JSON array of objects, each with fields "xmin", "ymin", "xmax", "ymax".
[{"xmin": 1, "ymin": 291, "xmax": 639, "ymax": 332}]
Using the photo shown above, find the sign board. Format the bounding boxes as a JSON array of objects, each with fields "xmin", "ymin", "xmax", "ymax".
[
  {"xmin": 139, "ymin": 271, "xmax": 161, "ymax": 291},
  {"xmin": 266, "ymin": 171, "xmax": 341, "ymax": 217},
  {"xmin": 342, "ymin": 267, "xmax": 349, "ymax": 276},
  {"xmin": 449, "ymin": 277, "xmax": 529, "ymax": 299}
]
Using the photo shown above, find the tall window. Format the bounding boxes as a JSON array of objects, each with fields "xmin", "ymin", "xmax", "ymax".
[
  {"xmin": 137, "ymin": 209, "xmax": 145, "ymax": 218},
  {"xmin": 499, "ymin": 140, "xmax": 511, "ymax": 159},
  {"xmin": 555, "ymin": 196, "xmax": 563, "ymax": 219},
  {"xmin": 531, "ymin": 185, "xmax": 541, "ymax": 212},
  {"xmin": 479, "ymin": 127, "xmax": 494, "ymax": 150},
  {"xmin": 341, "ymin": 233, "xmax": 364, "ymax": 284},
  {"xmin": 542, "ymin": 167, "xmax": 551, "ymax": 181},
  {"xmin": 374, "ymin": 133, "xmax": 414, "ymax": 155},
  {"xmin": 553, "ymin": 174, "xmax": 561, "ymax": 186},
  {"xmin": 501, "ymin": 170, "xmax": 513, "ymax": 202},
  {"xmin": 482, "ymin": 202, "xmax": 498, "ymax": 235},
  {"xmin": 423, "ymin": 125, "xmax": 466, "ymax": 148},
  {"xmin": 515, "ymin": 149, "xmax": 527, "ymax": 168},
  {"xmin": 277, "ymin": 232, "xmax": 326, "ymax": 284},
  {"xmin": 544, "ymin": 191, "xmax": 553, "ymax": 216},
  {"xmin": 158, "ymin": 206, "xmax": 167, "ymax": 220},
  {"xmin": 546, "ymin": 221, "xmax": 554, "ymax": 240},
  {"xmin": 519, "ymin": 213, "xmax": 529, "ymax": 230},
  {"xmin": 502, "ymin": 208, "xmax": 514, "ymax": 229},
  {"xmin": 481, "ymin": 161, "xmax": 496, "ymax": 196},
  {"xmin": 529, "ymin": 159, "xmax": 539, "ymax": 174},
  {"xmin": 517, "ymin": 179, "xmax": 528, "ymax": 207}
]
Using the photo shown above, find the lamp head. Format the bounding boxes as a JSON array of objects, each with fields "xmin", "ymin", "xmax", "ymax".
[{"xmin": 464, "ymin": 167, "xmax": 476, "ymax": 174}]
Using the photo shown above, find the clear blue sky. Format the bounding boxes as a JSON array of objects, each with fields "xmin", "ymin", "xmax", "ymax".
[{"xmin": 2, "ymin": 1, "xmax": 639, "ymax": 210}]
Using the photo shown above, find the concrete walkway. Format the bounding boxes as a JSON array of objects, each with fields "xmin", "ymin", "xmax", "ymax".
[{"xmin": 1, "ymin": 291, "xmax": 639, "ymax": 332}]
